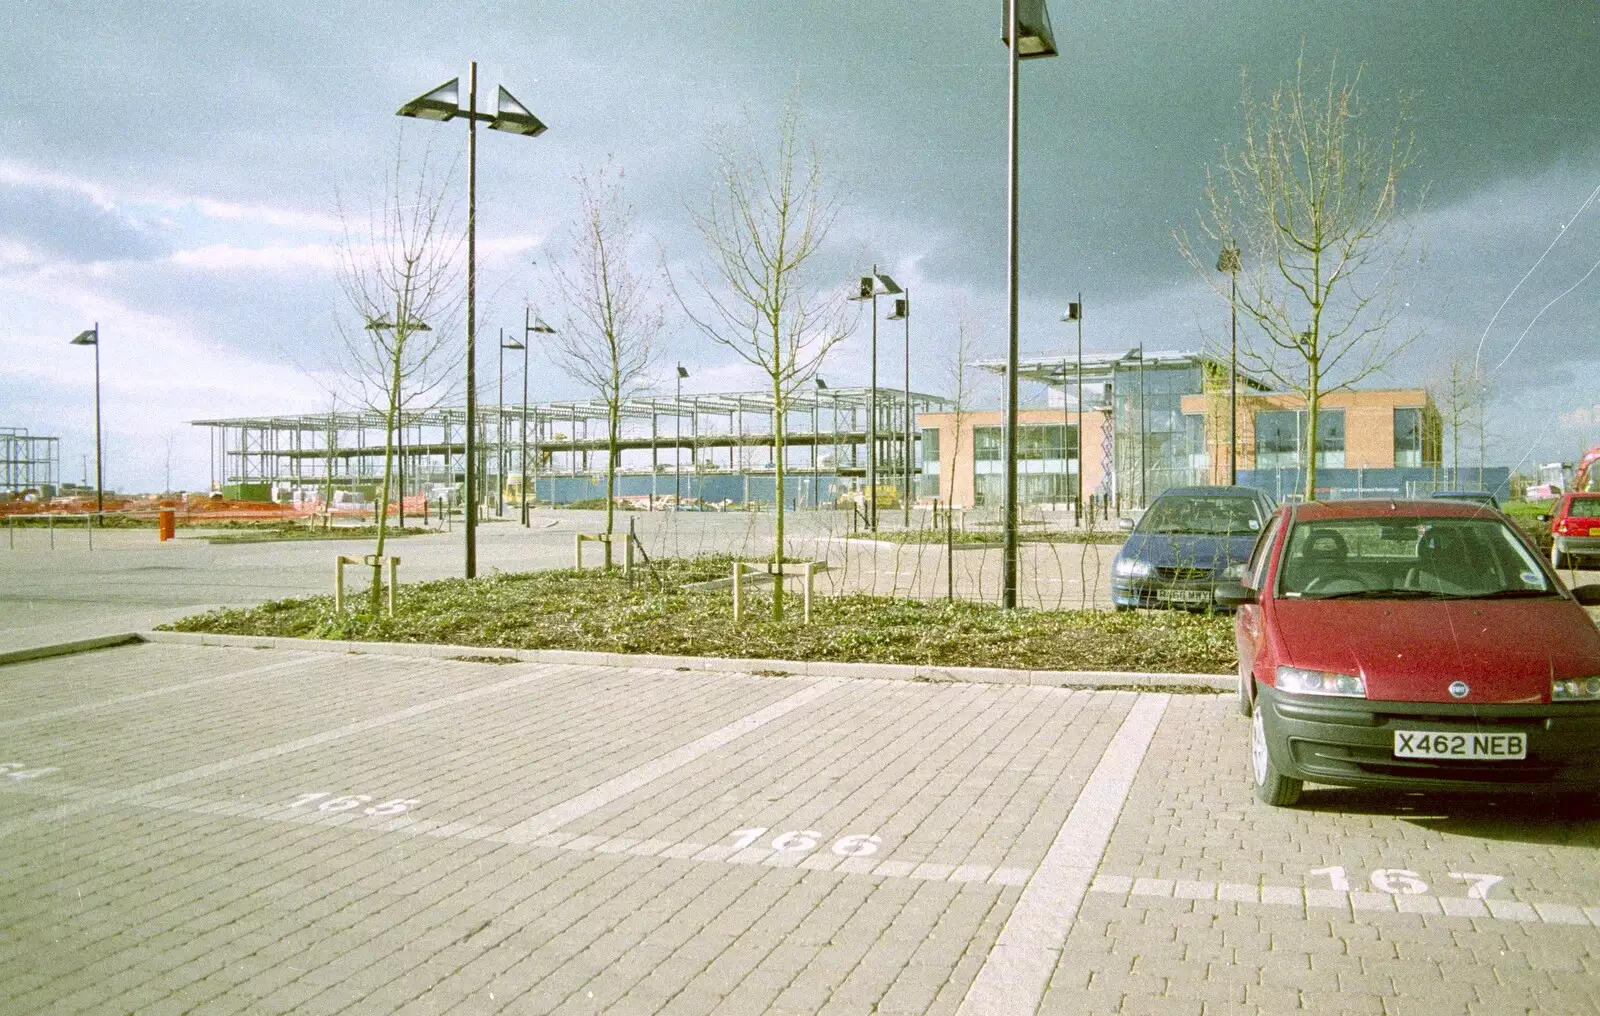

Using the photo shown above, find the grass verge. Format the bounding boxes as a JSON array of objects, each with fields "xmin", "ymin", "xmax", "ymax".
[{"xmin": 161, "ymin": 554, "xmax": 1235, "ymax": 674}]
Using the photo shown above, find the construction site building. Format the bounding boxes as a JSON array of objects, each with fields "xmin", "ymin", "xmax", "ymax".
[
  {"xmin": 192, "ymin": 387, "xmax": 951, "ymax": 509},
  {"xmin": 1, "ymin": 427, "xmax": 61, "ymax": 498}
]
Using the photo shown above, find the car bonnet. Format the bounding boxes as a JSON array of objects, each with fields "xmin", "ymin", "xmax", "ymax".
[{"xmin": 1268, "ymin": 598, "xmax": 1600, "ymax": 704}]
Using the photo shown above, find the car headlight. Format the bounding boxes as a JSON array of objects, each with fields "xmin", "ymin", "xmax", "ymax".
[
  {"xmin": 1276, "ymin": 665, "xmax": 1366, "ymax": 698},
  {"xmin": 1113, "ymin": 558, "xmax": 1154, "ymax": 579},
  {"xmin": 1552, "ymin": 676, "xmax": 1600, "ymax": 701}
]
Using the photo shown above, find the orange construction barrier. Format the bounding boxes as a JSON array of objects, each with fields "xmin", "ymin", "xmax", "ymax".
[{"xmin": 158, "ymin": 507, "xmax": 176, "ymax": 541}]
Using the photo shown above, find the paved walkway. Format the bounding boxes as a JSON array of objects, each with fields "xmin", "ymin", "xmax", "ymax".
[{"xmin": 4, "ymin": 642, "xmax": 1598, "ymax": 1014}]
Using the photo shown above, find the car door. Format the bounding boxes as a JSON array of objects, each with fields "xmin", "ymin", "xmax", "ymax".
[{"xmin": 1236, "ymin": 511, "xmax": 1284, "ymax": 686}]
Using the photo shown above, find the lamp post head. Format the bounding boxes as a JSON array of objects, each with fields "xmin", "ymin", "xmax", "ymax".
[
  {"xmin": 1217, "ymin": 243, "xmax": 1242, "ymax": 274},
  {"xmin": 1002, "ymin": 0, "xmax": 1058, "ymax": 58},
  {"xmin": 1061, "ymin": 302, "xmax": 1081, "ymax": 322},
  {"xmin": 527, "ymin": 315, "xmax": 556, "ymax": 335},
  {"xmin": 851, "ymin": 273, "xmax": 902, "ymax": 300},
  {"xmin": 887, "ymin": 297, "xmax": 909, "ymax": 321},
  {"xmin": 397, "ymin": 78, "xmax": 461, "ymax": 120},
  {"xmin": 488, "ymin": 85, "xmax": 547, "ymax": 137},
  {"xmin": 70, "ymin": 328, "xmax": 98, "ymax": 346},
  {"xmin": 502, "ymin": 338, "xmax": 525, "ymax": 350},
  {"xmin": 677, "ymin": 365, "xmax": 690, "ymax": 379},
  {"xmin": 815, "ymin": 377, "xmax": 828, "ymax": 390}
]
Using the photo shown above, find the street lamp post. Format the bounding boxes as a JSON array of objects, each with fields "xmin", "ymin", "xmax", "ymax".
[
  {"xmin": 1063, "ymin": 298, "xmax": 1083, "ymax": 516},
  {"xmin": 675, "ymin": 365, "xmax": 689, "ymax": 507},
  {"xmin": 397, "ymin": 64, "xmax": 546, "ymax": 578},
  {"xmin": 501, "ymin": 330, "xmax": 524, "ymax": 522},
  {"xmin": 1217, "ymin": 243, "xmax": 1241, "ymax": 485},
  {"xmin": 1000, "ymin": 0, "xmax": 1058, "ymax": 608},
  {"xmin": 523, "ymin": 310, "xmax": 554, "ymax": 525},
  {"xmin": 813, "ymin": 377, "xmax": 827, "ymax": 508},
  {"xmin": 69, "ymin": 325, "xmax": 102, "ymax": 515},
  {"xmin": 887, "ymin": 292, "xmax": 912, "ymax": 525},
  {"xmin": 850, "ymin": 269, "xmax": 901, "ymax": 530}
]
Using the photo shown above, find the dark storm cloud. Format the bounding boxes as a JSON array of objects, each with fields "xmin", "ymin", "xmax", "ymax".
[{"xmin": 0, "ymin": 181, "xmax": 172, "ymax": 263}]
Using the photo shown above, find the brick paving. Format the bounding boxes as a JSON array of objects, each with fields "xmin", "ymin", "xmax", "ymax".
[{"xmin": 3, "ymin": 644, "xmax": 1599, "ymax": 1014}]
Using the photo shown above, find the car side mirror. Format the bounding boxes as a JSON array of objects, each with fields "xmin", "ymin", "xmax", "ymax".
[
  {"xmin": 1570, "ymin": 584, "xmax": 1600, "ymax": 606},
  {"xmin": 1117, "ymin": 517, "xmax": 1135, "ymax": 532},
  {"xmin": 1214, "ymin": 582, "xmax": 1257, "ymax": 608},
  {"xmin": 1536, "ymin": 514, "xmax": 1552, "ymax": 523}
]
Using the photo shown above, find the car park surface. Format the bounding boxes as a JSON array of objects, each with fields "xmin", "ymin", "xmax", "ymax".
[
  {"xmin": 5, "ymin": 640, "xmax": 1600, "ymax": 1015},
  {"xmin": 1225, "ymin": 498, "xmax": 1600, "ymax": 807},
  {"xmin": 1110, "ymin": 486, "xmax": 1274, "ymax": 611}
]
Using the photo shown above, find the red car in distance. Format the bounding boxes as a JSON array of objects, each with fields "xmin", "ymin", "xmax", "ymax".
[
  {"xmin": 1216, "ymin": 499, "xmax": 1600, "ymax": 807},
  {"xmin": 1541, "ymin": 491, "xmax": 1600, "ymax": 569}
]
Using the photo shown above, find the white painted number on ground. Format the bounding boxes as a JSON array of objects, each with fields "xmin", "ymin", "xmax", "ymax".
[
  {"xmin": 0, "ymin": 762, "xmax": 58, "ymax": 781},
  {"xmin": 729, "ymin": 827, "xmax": 882, "ymax": 857},
  {"xmin": 287, "ymin": 792, "xmax": 420, "ymax": 816},
  {"xmin": 1448, "ymin": 872, "xmax": 1505, "ymax": 899},
  {"xmin": 1309, "ymin": 866, "xmax": 1504, "ymax": 898},
  {"xmin": 1370, "ymin": 869, "xmax": 1429, "ymax": 895}
]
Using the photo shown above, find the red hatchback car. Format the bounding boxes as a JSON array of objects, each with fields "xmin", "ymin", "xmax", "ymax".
[
  {"xmin": 1217, "ymin": 499, "xmax": 1600, "ymax": 806},
  {"xmin": 1542, "ymin": 491, "xmax": 1600, "ymax": 569}
]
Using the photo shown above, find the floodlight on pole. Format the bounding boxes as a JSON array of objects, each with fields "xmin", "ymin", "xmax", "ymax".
[
  {"xmin": 397, "ymin": 63, "xmax": 546, "ymax": 578},
  {"xmin": 1217, "ymin": 243, "xmax": 1242, "ymax": 485},
  {"xmin": 675, "ymin": 364, "xmax": 689, "ymax": 508},
  {"xmin": 69, "ymin": 325, "xmax": 103, "ymax": 515},
  {"xmin": 1000, "ymin": 0, "xmax": 1058, "ymax": 609},
  {"xmin": 522, "ymin": 309, "xmax": 553, "ymax": 525},
  {"xmin": 501, "ymin": 330, "xmax": 525, "ymax": 520},
  {"xmin": 887, "ymin": 292, "xmax": 912, "ymax": 526},
  {"xmin": 1063, "ymin": 299, "xmax": 1083, "ymax": 515},
  {"xmin": 849, "ymin": 269, "xmax": 900, "ymax": 530}
]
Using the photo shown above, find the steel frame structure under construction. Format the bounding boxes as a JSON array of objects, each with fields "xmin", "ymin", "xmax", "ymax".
[
  {"xmin": 1, "ymin": 427, "xmax": 61, "ymax": 497},
  {"xmin": 192, "ymin": 386, "xmax": 951, "ymax": 508}
]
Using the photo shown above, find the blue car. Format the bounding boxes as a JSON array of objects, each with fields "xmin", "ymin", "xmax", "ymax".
[{"xmin": 1110, "ymin": 485, "xmax": 1275, "ymax": 611}]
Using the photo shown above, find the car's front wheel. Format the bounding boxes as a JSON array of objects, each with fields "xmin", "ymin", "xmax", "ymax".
[{"xmin": 1251, "ymin": 704, "xmax": 1302, "ymax": 807}]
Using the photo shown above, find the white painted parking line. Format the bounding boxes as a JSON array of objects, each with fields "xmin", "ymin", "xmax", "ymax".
[
  {"xmin": 957, "ymin": 692, "xmax": 1170, "ymax": 1016},
  {"xmin": 0, "ymin": 664, "xmax": 557, "ymax": 841},
  {"xmin": 0, "ymin": 654, "xmax": 313, "ymax": 730},
  {"xmin": 497, "ymin": 678, "xmax": 844, "ymax": 845},
  {"xmin": 1086, "ymin": 874, "xmax": 1600, "ymax": 929}
]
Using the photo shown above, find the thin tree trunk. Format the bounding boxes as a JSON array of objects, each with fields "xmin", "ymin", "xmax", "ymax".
[
  {"xmin": 773, "ymin": 377, "xmax": 786, "ymax": 621},
  {"xmin": 371, "ymin": 339, "xmax": 403, "ymax": 610},
  {"xmin": 605, "ymin": 401, "xmax": 618, "ymax": 568},
  {"xmin": 1304, "ymin": 367, "xmax": 1320, "ymax": 501}
]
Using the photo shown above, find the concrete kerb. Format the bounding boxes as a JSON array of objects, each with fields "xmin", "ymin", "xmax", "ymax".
[
  {"xmin": 76, "ymin": 630, "xmax": 1226, "ymax": 691},
  {"xmin": 0, "ymin": 633, "xmax": 145, "ymax": 667}
]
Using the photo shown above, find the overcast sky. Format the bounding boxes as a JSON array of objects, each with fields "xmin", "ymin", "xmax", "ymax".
[{"xmin": 3, "ymin": 1, "xmax": 1598, "ymax": 492}]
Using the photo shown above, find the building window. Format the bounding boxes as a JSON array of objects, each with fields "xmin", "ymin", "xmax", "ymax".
[
  {"xmin": 921, "ymin": 427, "xmax": 940, "ymax": 470},
  {"xmin": 1394, "ymin": 408, "xmax": 1421, "ymax": 467},
  {"xmin": 970, "ymin": 424, "xmax": 1079, "ymax": 505},
  {"xmin": 1255, "ymin": 411, "xmax": 1300, "ymax": 469},
  {"xmin": 973, "ymin": 426, "xmax": 1002, "ymax": 461},
  {"xmin": 1253, "ymin": 408, "xmax": 1345, "ymax": 469}
]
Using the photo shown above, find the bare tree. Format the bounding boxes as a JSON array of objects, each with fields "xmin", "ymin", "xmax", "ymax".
[
  {"xmin": 550, "ymin": 163, "xmax": 662, "ymax": 564},
  {"xmin": 1432, "ymin": 352, "xmax": 1490, "ymax": 489},
  {"xmin": 1180, "ymin": 48, "xmax": 1423, "ymax": 499},
  {"xmin": 674, "ymin": 105, "xmax": 855, "ymax": 621},
  {"xmin": 943, "ymin": 306, "xmax": 978, "ymax": 507},
  {"xmin": 334, "ymin": 140, "xmax": 462, "ymax": 609}
]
